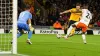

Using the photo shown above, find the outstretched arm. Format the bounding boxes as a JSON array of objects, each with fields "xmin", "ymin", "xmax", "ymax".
[{"xmin": 60, "ymin": 10, "xmax": 71, "ymax": 15}]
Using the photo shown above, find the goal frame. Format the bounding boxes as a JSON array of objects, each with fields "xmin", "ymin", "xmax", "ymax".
[
  {"xmin": 0, "ymin": 0, "xmax": 17, "ymax": 54},
  {"xmin": 12, "ymin": 0, "xmax": 17, "ymax": 54}
]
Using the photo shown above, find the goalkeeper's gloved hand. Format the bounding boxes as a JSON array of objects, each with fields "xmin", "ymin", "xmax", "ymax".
[
  {"xmin": 29, "ymin": 26, "xmax": 34, "ymax": 31},
  {"xmin": 29, "ymin": 24, "xmax": 34, "ymax": 31}
]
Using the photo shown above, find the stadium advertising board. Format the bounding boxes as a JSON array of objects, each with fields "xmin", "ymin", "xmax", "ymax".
[
  {"xmin": 35, "ymin": 29, "xmax": 64, "ymax": 34},
  {"xmin": 93, "ymin": 30, "xmax": 100, "ymax": 35}
]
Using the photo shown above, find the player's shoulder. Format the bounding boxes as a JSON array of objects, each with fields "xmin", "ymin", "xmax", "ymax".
[
  {"xmin": 82, "ymin": 9, "xmax": 91, "ymax": 13},
  {"xmin": 72, "ymin": 8, "xmax": 76, "ymax": 9},
  {"xmin": 21, "ymin": 10, "xmax": 31, "ymax": 14},
  {"xmin": 82, "ymin": 9, "xmax": 90, "ymax": 11},
  {"xmin": 25, "ymin": 11, "xmax": 31, "ymax": 14},
  {"xmin": 82, "ymin": 9, "xmax": 88, "ymax": 12},
  {"xmin": 82, "ymin": 9, "xmax": 87, "ymax": 11},
  {"xmin": 69, "ymin": 8, "xmax": 77, "ymax": 12},
  {"xmin": 71, "ymin": 8, "xmax": 76, "ymax": 10}
]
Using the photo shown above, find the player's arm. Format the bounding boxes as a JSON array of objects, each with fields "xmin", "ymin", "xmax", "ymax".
[
  {"xmin": 60, "ymin": 9, "xmax": 71, "ymax": 15},
  {"xmin": 28, "ymin": 19, "xmax": 34, "ymax": 31}
]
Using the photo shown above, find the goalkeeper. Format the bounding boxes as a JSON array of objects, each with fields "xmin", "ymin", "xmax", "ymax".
[{"xmin": 17, "ymin": 5, "xmax": 34, "ymax": 44}]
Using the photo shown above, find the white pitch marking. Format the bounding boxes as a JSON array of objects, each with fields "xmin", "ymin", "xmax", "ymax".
[{"xmin": 17, "ymin": 54, "xmax": 29, "ymax": 56}]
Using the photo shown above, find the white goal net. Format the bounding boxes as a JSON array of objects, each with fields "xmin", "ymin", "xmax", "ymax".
[{"xmin": 0, "ymin": 0, "xmax": 17, "ymax": 54}]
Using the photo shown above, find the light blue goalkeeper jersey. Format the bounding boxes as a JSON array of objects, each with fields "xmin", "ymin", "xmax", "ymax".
[
  {"xmin": 18, "ymin": 10, "xmax": 32, "ymax": 24},
  {"xmin": 17, "ymin": 10, "xmax": 32, "ymax": 31}
]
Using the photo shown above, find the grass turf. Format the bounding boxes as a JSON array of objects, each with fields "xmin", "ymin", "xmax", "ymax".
[{"xmin": 17, "ymin": 34, "xmax": 100, "ymax": 56}]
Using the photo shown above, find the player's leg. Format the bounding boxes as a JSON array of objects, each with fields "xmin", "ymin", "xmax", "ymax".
[
  {"xmin": 25, "ymin": 24, "xmax": 34, "ymax": 44},
  {"xmin": 64, "ymin": 24, "xmax": 76, "ymax": 39},
  {"xmin": 17, "ymin": 23, "xmax": 24, "ymax": 38},
  {"xmin": 76, "ymin": 22, "xmax": 87, "ymax": 44},
  {"xmin": 28, "ymin": 26, "xmax": 34, "ymax": 40},
  {"xmin": 69, "ymin": 27, "xmax": 76, "ymax": 37},
  {"xmin": 11, "ymin": 23, "xmax": 24, "ymax": 44},
  {"xmin": 68, "ymin": 20, "xmax": 76, "ymax": 36},
  {"xmin": 27, "ymin": 31, "xmax": 33, "ymax": 44},
  {"xmin": 64, "ymin": 22, "xmax": 79, "ymax": 39},
  {"xmin": 82, "ymin": 32, "xmax": 86, "ymax": 44},
  {"xmin": 28, "ymin": 30, "xmax": 33, "ymax": 40},
  {"xmin": 17, "ymin": 30, "xmax": 24, "ymax": 38},
  {"xmin": 81, "ymin": 26, "xmax": 87, "ymax": 44}
]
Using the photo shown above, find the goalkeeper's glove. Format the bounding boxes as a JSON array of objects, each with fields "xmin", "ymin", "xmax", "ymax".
[{"xmin": 29, "ymin": 24, "xmax": 34, "ymax": 31}]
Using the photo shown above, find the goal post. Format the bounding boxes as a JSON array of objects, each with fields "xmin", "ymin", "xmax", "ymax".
[
  {"xmin": 12, "ymin": 0, "xmax": 17, "ymax": 54},
  {"xmin": 0, "ymin": 0, "xmax": 17, "ymax": 54}
]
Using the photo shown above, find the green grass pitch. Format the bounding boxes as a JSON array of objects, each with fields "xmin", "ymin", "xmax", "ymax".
[
  {"xmin": 0, "ymin": 34, "xmax": 100, "ymax": 56},
  {"xmin": 17, "ymin": 34, "xmax": 100, "ymax": 56}
]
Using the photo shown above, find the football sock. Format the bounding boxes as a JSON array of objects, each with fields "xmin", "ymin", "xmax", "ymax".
[
  {"xmin": 70, "ymin": 28, "xmax": 75, "ymax": 35},
  {"xmin": 28, "ymin": 31, "xmax": 32, "ymax": 39},
  {"xmin": 82, "ymin": 34, "xmax": 86, "ymax": 43},
  {"xmin": 65, "ymin": 26, "xmax": 73, "ymax": 38}
]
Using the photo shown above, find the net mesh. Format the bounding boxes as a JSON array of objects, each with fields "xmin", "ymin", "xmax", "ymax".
[{"xmin": 0, "ymin": 0, "xmax": 13, "ymax": 52}]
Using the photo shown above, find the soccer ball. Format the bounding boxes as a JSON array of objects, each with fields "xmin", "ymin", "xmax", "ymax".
[{"xmin": 56, "ymin": 34, "xmax": 62, "ymax": 39}]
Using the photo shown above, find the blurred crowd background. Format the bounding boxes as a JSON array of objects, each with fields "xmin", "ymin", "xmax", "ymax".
[{"xmin": 18, "ymin": 0, "xmax": 100, "ymax": 28}]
